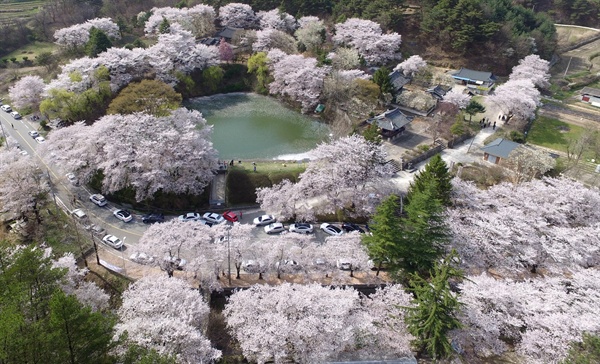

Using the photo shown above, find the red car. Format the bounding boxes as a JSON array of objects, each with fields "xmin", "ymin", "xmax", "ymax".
[{"xmin": 223, "ymin": 211, "xmax": 239, "ymax": 222}]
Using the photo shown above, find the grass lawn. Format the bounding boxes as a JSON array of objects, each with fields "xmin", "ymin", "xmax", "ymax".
[
  {"xmin": 1, "ymin": 41, "xmax": 57, "ymax": 62},
  {"xmin": 230, "ymin": 160, "xmax": 306, "ymax": 175},
  {"xmin": 527, "ymin": 116, "xmax": 585, "ymax": 153}
]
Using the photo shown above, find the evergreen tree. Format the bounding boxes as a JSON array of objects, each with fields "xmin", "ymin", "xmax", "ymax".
[
  {"xmin": 403, "ymin": 250, "xmax": 463, "ymax": 360},
  {"xmin": 407, "ymin": 154, "xmax": 452, "ymax": 207},
  {"xmin": 362, "ymin": 194, "xmax": 403, "ymax": 275},
  {"xmin": 401, "ymin": 180, "xmax": 450, "ymax": 274},
  {"xmin": 85, "ymin": 27, "xmax": 112, "ymax": 58},
  {"xmin": 361, "ymin": 123, "xmax": 382, "ymax": 145},
  {"xmin": 372, "ymin": 66, "xmax": 393, "ymax": 94},
  {"xmin": 158, "ymin": 17, "xmax": 171, "ymax": 34},
  {"xmin": 464, "ymin": 99, "xmax": 486, "ymax": 123}
]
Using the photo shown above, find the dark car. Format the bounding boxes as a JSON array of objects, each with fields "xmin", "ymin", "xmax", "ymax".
[
  {"xmin": 342, "ymin": 222, "xmax": 365, "ymax": 234},
  {"xmin": 142, "ymin": 213, "xmax": 165, "ymax": 224}
]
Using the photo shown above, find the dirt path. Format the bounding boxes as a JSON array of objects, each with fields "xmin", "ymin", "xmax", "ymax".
[{"xmin": 538, "ymin": 103, "xmax": 600, "ymax": 129}]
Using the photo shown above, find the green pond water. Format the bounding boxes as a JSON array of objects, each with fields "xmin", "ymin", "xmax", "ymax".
[{"xmin": 186, "ymin": 93, "xmax": 330, "ymax": 160}]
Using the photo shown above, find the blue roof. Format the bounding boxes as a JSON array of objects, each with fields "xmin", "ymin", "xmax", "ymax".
[{"xmin": 481, "ymin": 138, "xmax": 521, "ymax": 158}]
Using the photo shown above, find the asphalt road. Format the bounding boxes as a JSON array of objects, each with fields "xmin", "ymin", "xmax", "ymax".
[{"xmin": 0, "ymin": 110, "xmax": 339, "ymax": 266}]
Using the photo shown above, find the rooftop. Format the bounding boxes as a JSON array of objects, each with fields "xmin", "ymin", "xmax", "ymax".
[
  {"xmin": 580, "ymin": 87, "xmax": 600, "ymax": 98},
  {"xmin": 217, "ymin": 27, "xmax": 242, "ymax": 39},
  {"xmin": 451, "ymin": 68, "xmax": 496, "ymax": 83},
  {"xmin": 368, "ymin": 108, "xmax": 412, "ymax": 131},
  {"xmin": 480, "ymin": 138, "xmax": 521, "ymax": 159},
  {"xmin": 388, "ymin": 70, "xmax": 411, "ymax": 90}
]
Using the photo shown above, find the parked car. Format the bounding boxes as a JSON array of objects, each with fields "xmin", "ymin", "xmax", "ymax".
[
  {"xmin": 34, "ymin": 136, "xmax": 45, "ymax": 143},
  {"xmin": 10, "ymin": 111, "xmax": 21, "ymax": 119},
  {"xmin": 28, "ymin": 130, "xmax": 39, "ymax": 138},
  {"xmin": 320, "ymin": 223, "xmax": 344, "ymax": 236},
  {"xmin": 342, "ymin": 222, "xmax": 365, "ymax": 234},
  {"xmin": 222, "ymin": 210, "xmax": 238, "ymax": 222},
  {"xmin": 242, "ymin": 259, "xmax": 264, "ymax": 272},
  {"xmin": 142, "ymin": 213, "xmax": 165, "ymax": 224},
  {"xmin": 130, "ymin": 252, "xmax": 155, "ymax": 264},
  {"xmin": 71, "ymin": 208, "xmax": 87, "ymax": 219},
  {"xmin": 336, "ymin": 258, "xmax": 352, "ymax": 270},
  {"xmin": 202, "ymin": 212, "xmax": 225, "ymax": 225},
  {"xmin": 1, "ymin": 105, "xmax": 12, "ymax": 112},
  {"xmin": 289, "ymin": 223, "xmax": 313, "ymax": 234},
  {"xmin": 164, "ymin": 256, "xmax": 187, "ymax": 270},
  {"xmin": 178, "ymin": 212, "xmax": 201, "ymax": 222},
  {"xmin": 89, "ymin": 194, "xmax": 107, "ymax": 207},
  {"xmin": 102, "ymin": 234, "xmax": 123, "ymax": 250},
  {"xmin": 113, "ymin": 209, "xmax": 133, "ymax": 222},
  {"xmin": 66, "ymin": 173, "xmax": 79, "ymax": 186},
  {"xmin": 89, "ymin": 224, "xmax": 106, "ymax": 237},
  {"xmin": 199, "ymin": 219, "xmax": 215, "ymax": 227},
  {"xmin": 264, "ymin": 222, "xmax": 285, "ymax": 234},
  {"xmin": 275, "ymin": 259, "xmax": 299, "ymax": 269},
  {"xmin": 253, "ymin": 214, "xmax": 276, "ymax": 226}
]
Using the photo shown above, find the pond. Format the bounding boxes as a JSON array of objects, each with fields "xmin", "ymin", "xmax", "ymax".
[{"xmin": 185, "ymin": 93, "xmax": 330, "ymax": 160}]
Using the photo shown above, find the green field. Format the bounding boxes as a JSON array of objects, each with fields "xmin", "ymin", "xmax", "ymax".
[
  {"xmin": 1, "ymin": 41, "xmax": 56, "ymax": 62},
  {"xmin": 0, "ymin": 0, "xmax": 45, "ymax": 24},
  {"xmin": 527, "ymin": 116, "xmax": 586, "ymax": 153}
]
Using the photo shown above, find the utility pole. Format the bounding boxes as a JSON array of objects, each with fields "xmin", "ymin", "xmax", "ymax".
[{"xmin": 90, "ymin": 230, "xmax": 100, "ymax": 265}]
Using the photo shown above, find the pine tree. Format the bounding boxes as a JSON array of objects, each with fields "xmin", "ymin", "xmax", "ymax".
[
  {"xmin": 464, "ymin": 99, "xmax": 486, "ymax": 123},
  {"xmin": 401, "ymin": 180, "xmax": 450, "ymax": 274},
  {"xmin": 372, "ymin": 67, "xmax": 393, "ymax": 94},
  {"xmin": 85, "ymin": 27, "xmax": 112, "ymax": 57},
  {"xmin": 361, "ymin": 195, "xmax": 403, "ymax": 275},
  {"xmin": 158, "ymin": 17, "xmax": 171, "ymax": 34},
  {"xmin": 407, "ymin": 154, "xmax": 452, "ymax": 206},
  {"xmin": 403, "ymin": 250, "xmax": 463, "ymax": 360}
]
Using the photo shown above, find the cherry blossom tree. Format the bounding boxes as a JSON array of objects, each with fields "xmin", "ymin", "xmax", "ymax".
[
  {"xmin": 143, "ymin": 5, "xmax": 216, "ymax": 38},
  {"xmin": 218, "ymin": 38, "xmax": 234, "ymax": 62},
  {"xmin": 134, "ymin": 219, "xmax": 213, "ymax": 277},
  {"xmin": 328, "ymin": 47, "xmax": 360, "ymax": 70},
  {"xmin": 218, "ymin": 3, "xmax": 257, "ymax": 29},
  {"xmin": 295, "ymin": 16, "xmax": 325, "ymax": 52},
  {"xmin": 116, "ymin": 275, "xmax": 221, "ymax": 363},
  {"xmin": 257, "ymin": 9, "xmax": 297, "ymax": 32},
  {"xmin": 320, "ymin": 233, "xmax": 372, "ymax": 280},
  {"xmin": 394, "ymin": 55, "xmax": 427, "ymax": 77},
  {"xmin": 509, "ymin": 54, "xmax": 550, "ymax": 89},
  {"xmin": 39, "ymin": 108, "xmax": 218, "ymax": 201},
  {"xmin": 253, "ymin": 28, "xmax": 297, "ymax": 54},
  {"xmin": 54, "ymin": 18, "xmax": 120, "ymax": 48},
  {"xmin": 267, "ymin": 52, "xmax": 330, "ymax": 112},
  {"xmin": 454, "ymin": 269, "xmax": 600, "ymax": 363},
  {"xmin": 503, "ymin": 145, "xmax": 556, "ymax": 183},
  {"xmin": 224, "ymin": 283, "xmax": 369, "ymax": 363},
  {"xmin": 448, "ymin": 177, "xmax": 600, "ymax": 275},
  {"xmin": 9, "ymin": 75, "xmax": 46, "ymax": 111},
  {"xmin": 257, "ymin": 135, "xmax": 394, "ymax": 220},
  {"xmin": 52, "ymin": 253, "xmax": 109, "ymax": 311},
  {"xmin": 333, "ymin": 18, "xmax": 402, "ymax": 65},
  {"xmin": 0, "ymin": 148, "xmax": 49, "ymax": 224},
  {"xmin": 442, "ymin": 88, "xmax": 471, "ymax": 109}
]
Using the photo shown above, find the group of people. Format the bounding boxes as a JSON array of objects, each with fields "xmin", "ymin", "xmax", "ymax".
[{"xmin": 479, "ymin": 118, "xmax": 497, "ymax": 130}]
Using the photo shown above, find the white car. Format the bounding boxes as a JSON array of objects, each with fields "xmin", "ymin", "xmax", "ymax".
[
  {"xmin": 336, "ymin": 258, "xmax": 352, "ymax": 270},
  {"xmin": 113, "ymin": 209, "xmax": 133, "ymax": 222},
  {"xmin": 66, "ymin": 173, "xmax": 78, "ymax": 186},
  {"xmin": 35, "ymin": 136, "xmax": 45, "ymax": 143},
  {"xmin": 178, "ymin": 212, "xmax": 201, "ymax": 222},
  {"xmin": 89, "ymin": 224, "xmax": 106, "ymax": 237},
  {"xmin": 320, "ymin": 223, "xmax": 344, "ymax": 236},
  {"xmin": 264, "ymin": 222, "xmax": 285, "ymax": 234},
  {"xmin": 130, "ymin": 252, "xmax": 155, "ymax": 264},
  {"xmin": 10, "ymin": 111, "xmax": 21, "ymax": 119},
  {"xmin": 289, "ymin": 223, "xmax": 313, "ymax": 234},
  {"xmin": 71, "ymin": 208, "xmax": 86, "ymax": 219},
  {"xmin": 102, "ymin": 234, "xmax": 124, "ymax": 250},
  {"xmin": 1, "ymin": 105, "xmax": 12, "ymax": 112},
  {"xmin": 202, "ymin": 212, "xmax": 225, "ymax": 224},
  {"xmin": 89, "ymin": 194, "xmax": 107, "ymax": 207},
  {"xmin": 253, "ymin": 214, "xmax": 276, "ymax": 226},
  {"xmin": 28, "ymin": 131, "xmax": 39, "ymax": 138}
]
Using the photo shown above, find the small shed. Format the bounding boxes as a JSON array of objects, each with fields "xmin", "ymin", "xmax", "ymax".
[
  {"xmin": 580, "ymin": 87, "xmax": 600, "ymax": 107},
  {"xmin": 216, "ymin": 27, "xmax": 242, "ymax": 41},
  {"xmin": 315, "ymin": 104, "xmax": 325, "ymax": 113},
  {"xmin": 451, "ymin": 68, "xmax": 496, "ymax": 95},
  {"xmin": 367, "ymin": 108, "xmax": 413, "ymax": 140},
  {"xmin": 480, "ymin": 138, "xmax": 521, "ymax": 164},
  {"xmin": 427, "ymin": 85, "xmax": 451, "ymax": 100},
  {"xmin": 388, "ymin": 70, "xmax": 411, "ymax": 93}
]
